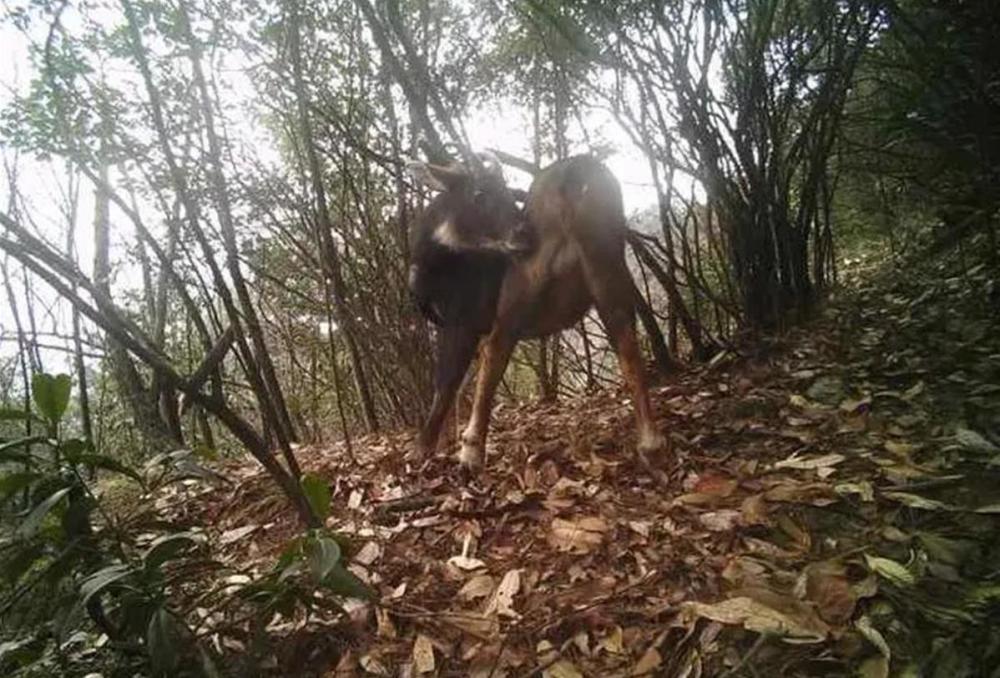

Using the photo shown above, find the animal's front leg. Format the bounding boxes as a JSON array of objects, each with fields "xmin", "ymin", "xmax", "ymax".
[
  {"xmin": 459, "ymin": 329, "xmax": 516, "ymax": 470},
  {"xmin": 413, "ymin": 325, "xmax": 480, "ymax": 461}
]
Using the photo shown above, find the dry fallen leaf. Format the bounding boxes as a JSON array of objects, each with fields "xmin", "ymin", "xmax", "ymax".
[
  {"xmin": 798, "ymin": 561, "xmax": 856, "ymax": 624},
  {"xmin": 485, "ymin": 569, "xmax": 521, "ymax": 619},
  {"xmin": 693, "ymin": 474, "xmax": 739, "ymax": 497},
  {"xmin": 549, "ymin": 516, "xmax": 608, "ymax": 553},
  {"xmin": 375, "ymin": 607, "xmax": 396, "ymax": 639},
  {"xmin": 441, "ymin": 612, "xmax": 500, "ymax": 640},
  {"xmin": 740, "ymin": 494, "xmax": 770, "ymax": 525},
  {"xmin": 412, "ymin": 634, "xmax": 436, "ymax": 674},
  {"xmin": 699, "ymin": 509, "xmax": 742, "ymax": 532},
  {"xmin": 458, "ymin": 574, "xmax": 496, "ymax": 601},
  {"xmin": 358, "ymin": 652, "xmax": 390, "ymax": 676},
  {"xmin": 598, "ymin": 626, "xmax": 625, "ymax": 655},
  {"xmin": 219, "ymin": 524, "xmax": 258, "ymax": 545},
  {"xmin": 774, "ymin": 453, "xmax": 846, "ymax": 472},
  {"xmin": 631, "ymin": 647, "xmax": 662, "ymax": 676},
  {"xmin": 680, "ymin": 595, "xmax": 830, "ymax": 642},
  {"xmin": 354, "ymin": 541, "xmax": 381, "ymax": 566},
  {"xmin": 764, "ymin": 481, "xmax": 837, "ymax": 506}
]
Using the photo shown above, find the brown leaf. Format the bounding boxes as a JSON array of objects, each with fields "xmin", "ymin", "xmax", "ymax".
[
  {"xmin": 764, "ymin": 481, "xmax": 837, "ymax": 506},
  {"xmin": 441, "ymin": 612, "xmax": 500, "ymax": 640},
  {"xmin": 740, "ymin": 494, "xmax": 770, "ymax": 525},
  {"xmin": 458, "ymin": 575, "xmax": 495, "ymax": 602},
  {"xmin": 800, "ymin": 561, "xmax": 856, "ymax": 625},
  {"xmin": 549, "ymin": 517, "xmax": 608, "ymax": 553},
  {"xmin": 681, "ymin": 594, "xmax": 830, "ymax": 642},
  {"xmin": 412, "ymin": 634, "xmax": 436, "ymax": 674},
  {"xmin": 693, "ymin": 474, "xmax": 738, "ymax": 497},
  {"xmin": 375, "ymin": 608, "xmax": 396, "ymax": 639},
  {"xmin": 484, "ymin": 569, "xmax": 521, "ymax": 619},
  {"xmin": 699, "ymin": 509, "xmax": 742, "ymax": 532},
  {"xmin": 631, "ymin": 647, "xmax": 662, "ymax": 675}
]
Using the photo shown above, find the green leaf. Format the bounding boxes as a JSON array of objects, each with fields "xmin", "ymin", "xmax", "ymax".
[
  {"xmin": 146, "ymin": 607, "xmax": 182, "ymax": 676},
  {"xmin": 17, "ymin": 486, "xmax": 72, "ymax": 538},
  {"xmin": 198, "ymin": 645, "xmax": 223, "ymax": 678},
  {"xmin": 0, "ymin": 435, "xmax": 47, "ymax": 463},
  {"xmin": 0, "ymin": 407, "xmax": 35, "ymax": 422},
  {"xmin": 0, "ymin": 471, "xmax": 42, "ymax": 501},
  {"xmin": 322, "ymin": 562, "xmax": 375, "ymax": 600},
  {"xmin": 305, "ymin": 535, "xmax": 342, "ymax": 582},
  {"xmin": 300, "ymin": 473, "xmax": 331, "ymax": 522},
  {"xmin": 79, "ymin": 563, "xmax": 135, "ymax": 608},
  {"xmin": 144, "ymin": 532, "xmax": 205, "ymax": 571},
  {"xmin": 864, "ymin": 554, "xmax": 916, "ymax": 586},
  {"xmin": 67, "ymin": 451, "xmax": 142, "ymax": 483},
  {"xmin": 917, "ymin": 533, "xmax": 974, "ymax": 565},
  {"xmin": 0, "ymin": 541, "xmax": 46, "ymax": 583},
  {"xmin": 881, "ymin": 491, "xmax": 953, "ymax": 511},
  {"xmin": 31, "ymin": 373, "xmax": 72, "ymax": 425}
]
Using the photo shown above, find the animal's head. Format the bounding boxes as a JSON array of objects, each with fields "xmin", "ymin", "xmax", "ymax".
[
  {"xmin": 406, "ymin": 153, "xmax": 523, "ymax": 325},
  {"xmin": 405, "ymin": 152, "xmax": 523, "ymax": 256}
]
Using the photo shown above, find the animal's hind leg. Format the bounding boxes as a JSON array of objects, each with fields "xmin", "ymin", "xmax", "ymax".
[
  {"xmin": 580, "ymin": 255, "xmax": 665, "ymax": 456},
  {"xmin": 459, "ymin": 328, "xmax": 516, "ymax": 470}
]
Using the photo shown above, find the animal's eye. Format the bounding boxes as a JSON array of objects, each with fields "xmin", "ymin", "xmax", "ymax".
[{"xmin": 473, "ymin": 190, "xmax": 487, "ymax": 205}]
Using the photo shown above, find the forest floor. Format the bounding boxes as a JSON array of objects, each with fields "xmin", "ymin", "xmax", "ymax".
[{"xmin": 163, "ymin": 238, "xmax": 1000, "ymax": 677}]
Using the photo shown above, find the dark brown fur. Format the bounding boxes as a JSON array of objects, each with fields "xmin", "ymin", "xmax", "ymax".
[{"xmin": 410, "ymin": 155, "xmax": 665, "ymax": 468}]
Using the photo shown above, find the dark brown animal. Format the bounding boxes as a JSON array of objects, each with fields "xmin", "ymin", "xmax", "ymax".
[{"xmin": 408, "ymin": 154, "xmax": 664, "ymax": 469}]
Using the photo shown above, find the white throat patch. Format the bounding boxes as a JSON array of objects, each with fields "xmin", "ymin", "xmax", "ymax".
[{"xmin": 432, "ymin": 219, "xmax": 463, "ymax": 249}]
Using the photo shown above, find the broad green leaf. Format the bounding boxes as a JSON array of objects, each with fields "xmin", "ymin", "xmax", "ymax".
[
  {"xmin": 917, "ymin": 533, "xmax": 974, "ymax": 565},
  {"xmin": 17, "ymin": 486, "xmax": 72, "ymax": 538},
  {"xmin": 198, "ymin": 646, "xmax": 223, "ymax": 678},
  {"xmin": 79, "ymin": 563, "xmax": 135, "ymax": 607},
  {"xmin": 0, "ymin": 407, "xmax": 36, "ymax": 422},
  {"xmin": 300, "ymin": 473, "xmax": 331, "ymax": 522},
  {"xmin": 144, "ymin": 532, "xmax": 206, "ymax": 571},
  {"xmin": 305, "ymin": 536, "xmax": 342, "ymax": 582},
  {"xmin": 864, "ymin": 554, "xmax": 916, "ymax": 586},
  {"xmin": 59, "ymin": 438, "xmax": 91, "ymax": 457},
  {"xmin": 146, "ymin": 607, "xmax": 182, "ymax": 676},
  {"xmin": 31, "ymin": 373, "xmax": 72, "ymax": 425},
  {"xmin": 0, "ymin": 435, "xmax": 47, "ymax": 463},
  {"xmin": 881, "ymin": 491, "xmax": 953, "ymax": 511},
  {"xmin": 1, "ymin": 541, "xmax": 46, "ymax": 582},
  {"xmin": 275, "ymin": 536, "xmax": 304, "ymax": 571},
  {"xmin": 68, "ymin": 451, "xmax": 142, "ymax": 483},
  {"xmin": 322, "ymin": 563, "xmax": 375, "ymax": 600},
  {"xmin": 0, "ymin": 471, "xmax": 42, "ymax": 501}
]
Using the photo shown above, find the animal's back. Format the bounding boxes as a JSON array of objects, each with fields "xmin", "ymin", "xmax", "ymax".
[
  {"xmin": 526, "ymin": 155, "xmax": 626, "ymax": 248},
  {"xmin": 502, "ymin": 156, "xmax": 628, "ymax": 338}
]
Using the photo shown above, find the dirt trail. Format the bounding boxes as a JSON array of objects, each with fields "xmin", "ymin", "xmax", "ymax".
[{"xmin": 172, "ymin": 242, "xmax": 1000, "ymax": 677}]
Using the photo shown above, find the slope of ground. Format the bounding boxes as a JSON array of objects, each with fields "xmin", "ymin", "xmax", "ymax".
[{"xmin": 165, "ymin": 239, "xmax": 1000, "ymax": 677}]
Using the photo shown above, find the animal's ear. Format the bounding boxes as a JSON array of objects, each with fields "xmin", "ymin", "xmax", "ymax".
[{"xmin": 405, "ymin": 159, "xmax": 469, "ymax": 192}]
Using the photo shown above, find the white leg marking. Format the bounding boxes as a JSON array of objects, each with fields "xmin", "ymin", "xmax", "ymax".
[
  {"xmin": 638, "ymin": 424, "xmax": 665, "ymax": 452},
  {"xmin": 459, "ymin": 425, "xmax": 484, "ymax": 468}
]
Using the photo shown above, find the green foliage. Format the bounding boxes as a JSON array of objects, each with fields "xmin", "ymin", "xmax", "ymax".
[
  {"xmin": 0, "ymin": 374, "xmax": 215, "ymax": 676},
  {"xmin": 30, "ymin": 374, "xmax": 71, "ymax": 429},
  {"xmin": 237, "ymin": 529, "xmax": 372, "ymax": 623},
  {"xmin": 299, "ymin": 472, "xmax": 331, "ymax": 523}
]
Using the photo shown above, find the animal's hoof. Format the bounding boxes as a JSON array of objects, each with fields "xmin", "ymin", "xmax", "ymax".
[
  {"xmin": 407, "ymin": 442, "xmax": 429, "ymax": 464},
  {"xmin": 458, "ymin": 440, "xmax": 484, "ymax": 470},
  {"xmin": 638, "ymin": 427, "xmax": 667, "ymax": 454}
]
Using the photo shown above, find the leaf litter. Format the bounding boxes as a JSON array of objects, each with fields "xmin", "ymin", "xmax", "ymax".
[{"xmin": 151, "ymin": 243, "xmax": 1000, "ymax": 675}]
